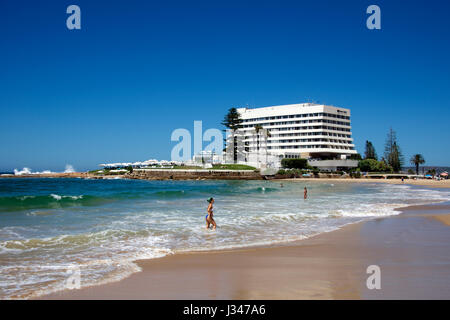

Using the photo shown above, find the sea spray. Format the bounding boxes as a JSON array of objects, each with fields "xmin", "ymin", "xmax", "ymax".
[
  {"xmin": 64, "ymin": 164, "xmax": 75, "ymax": 173},
  {"xmin": 12, "ymin": 164, "xmax": 76, "ymax": 176},
  {"xmin": 13, "ymin": 168, "xmax": 32, "ymax": 175}
]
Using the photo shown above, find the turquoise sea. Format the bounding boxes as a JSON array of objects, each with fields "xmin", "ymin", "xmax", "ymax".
[{"xmin": 0, "ymin": 177, "xmax": 449, "ymax": 299}]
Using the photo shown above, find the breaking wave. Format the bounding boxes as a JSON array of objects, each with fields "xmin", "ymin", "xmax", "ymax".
[{"xmin": 13, "ymin": 164, "xmax": 76, "ymax": 176}]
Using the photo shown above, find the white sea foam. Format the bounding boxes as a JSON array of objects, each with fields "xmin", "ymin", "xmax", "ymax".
[
  {"xmin": 48, "ymin": 194, "xmax": 83, "ymax": 201},
  {"xmin": 12, "ymin": 164, "xmax": 76, "ymax": 176},
  {"xmin": 50, "ymin": 194, "xmax": 62, "ymax": 200},
  {"xmin": 13, "ymin": 168, "xmax": 32, "ymax": 175},
  {"xmin": 14, "ymin": 167, "xmax": 55, "ymax": 175},
  {"xmin": 0, "ymin": 230, "xmax": 173, "ymax": 299},
  {"xmin": 18, "ymin": 196, "xmax": 36, "ymax": 201}
]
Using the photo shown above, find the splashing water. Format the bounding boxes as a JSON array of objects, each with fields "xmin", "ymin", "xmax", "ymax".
[{"xmin": 64, "ymin": 165, "xmax": 75, "ymax": 173}]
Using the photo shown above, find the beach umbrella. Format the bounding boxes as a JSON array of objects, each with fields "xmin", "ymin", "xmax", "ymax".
[{"xmin": 440, "ymin": 172, "xmax": 448, "ymax": 176}]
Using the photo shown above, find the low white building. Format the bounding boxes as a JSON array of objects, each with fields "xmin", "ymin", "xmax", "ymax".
[{"xmin": 191, "ymin": 151, "xmax": 223, "ymax": 165}]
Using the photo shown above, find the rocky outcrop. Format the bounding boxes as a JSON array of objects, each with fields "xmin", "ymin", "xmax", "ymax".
[{"xmin": 125, "ymin": 169, "xmax": 262, "ymax": 180}]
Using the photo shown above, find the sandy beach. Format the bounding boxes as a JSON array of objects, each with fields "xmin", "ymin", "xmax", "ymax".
[
  {"xmin": 280, "ymin": 178, "xmax": 450, "ymax": 189},
  {"xmin": 41, "ymin": 202, "xmax": 450, "ymax": 300}
]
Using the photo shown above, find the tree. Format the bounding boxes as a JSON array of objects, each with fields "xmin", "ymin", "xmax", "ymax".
[
  {"xmin": 253, "ymin": 124, "xmax": 263, "ymax": 165},
  {"xmin": 358, "ymin": 159, "xmax": 392, "ymax": 173},
  {"xmin": 364, "ymin": 140, "xmax": 377, "ymax": 160},
  {"xmin": 389, "ymin": 142, "xmax": 403, "ymax": 172},
  {"xmin": 359, "ymin": 159, "xmax": 376, "ymax": 172},
  {"xmin": 384, "ymin": 128, "xmax": 404, "ymax": 172},
  {"xmin": 222, "ymin": 107, "xmax": 243, "ymax": 163},
  {"xmin": 410, "ymin": 154, "xmax": 425, "ymax": 175},
  {"xmin": 263, "ymin": 128, "xmax": 271, "ymax": 166},
  {"xmin": 349, "ymin": 153, "xmax": 362, "ymax": 160},
  {"xmin": 254, "ymin": 124, "xmax": 263, "ymax": 151}
]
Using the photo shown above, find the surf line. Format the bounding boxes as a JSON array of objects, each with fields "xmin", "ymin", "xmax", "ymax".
[{"xmin": 183, "ymin": 304, "xmax": 217, "ymax": 318}]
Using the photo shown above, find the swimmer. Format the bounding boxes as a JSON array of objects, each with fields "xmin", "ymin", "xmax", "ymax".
[{"xmin": 205, "ymin": 197, "xmax": 217, "ymax": 230}]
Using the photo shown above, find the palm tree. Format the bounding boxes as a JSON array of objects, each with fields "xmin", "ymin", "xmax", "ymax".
[
  {"xmin": 254, "ymin": 124, "xmax": 263, "ymax": 165},
  {"xmin": 264, "ymin": 128, "xmax": 271, "ymax": 166},
  {"xmin": 410, "ymin": 154, "xmax": 425, "ymax": 175}
]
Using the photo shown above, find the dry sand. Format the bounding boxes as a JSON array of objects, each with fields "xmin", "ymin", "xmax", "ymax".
[
  {"xmin": 41, "ymin": 203, "xmax": 450, "ymax": 300},
  {"xmin": 281, "ymin": 178, "xmax": 450, "ymax": 188},
  {"xmin": 431, "ymin": 214, "xmax": 450, "ymax": 226},
  {"xmin": 433, "ymin": 214, "xmax": 450, "ymax": 226}
]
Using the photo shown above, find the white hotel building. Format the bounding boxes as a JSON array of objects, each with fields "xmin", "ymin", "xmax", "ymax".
[{"xmin": 232, "ymin": 103, "xmax": 359, "ymax": 171}]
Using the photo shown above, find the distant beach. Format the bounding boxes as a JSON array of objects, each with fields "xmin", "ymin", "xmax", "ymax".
[{"xmin": 281, "ymin": 177, "xmax": 450, "ymax": 189}]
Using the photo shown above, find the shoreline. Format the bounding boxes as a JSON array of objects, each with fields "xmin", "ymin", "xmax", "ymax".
[
  {"xmin": 39, "ymin": 200, "xmax": 450, "ymax": 300},
  {"xmin": 2, "ymin": 173, "xmax": 449, "ymax": 188}
]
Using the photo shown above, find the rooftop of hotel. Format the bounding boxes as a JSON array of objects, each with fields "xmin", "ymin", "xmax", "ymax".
[
  {"xmin": 237, "ymin": 102, "xmax": 347, "ymax": 112},
  {"xmin": 237, "ymin": 103, "xmax": 350, "ymax": 118},
  {"xmin": 238, "ymin": 102, "xmax": 319, "ymax": 110}
]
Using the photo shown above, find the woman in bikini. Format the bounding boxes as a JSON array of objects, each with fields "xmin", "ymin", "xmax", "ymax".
[{"xmin": 205, "ymin": 197, "xmax": 217, "ymax": 230}]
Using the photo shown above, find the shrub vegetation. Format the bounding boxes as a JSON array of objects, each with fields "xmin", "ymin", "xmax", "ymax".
[{"xmin": 281, "ymin": 158, "xmax": 308, "ymax": 169}]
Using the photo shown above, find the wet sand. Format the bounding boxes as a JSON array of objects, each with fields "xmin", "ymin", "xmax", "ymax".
[{"xmin": 41, "ymin": 203, "xmax": 450, "ymax": 300}]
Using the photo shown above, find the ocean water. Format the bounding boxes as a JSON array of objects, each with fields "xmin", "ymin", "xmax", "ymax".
[{"xmin": 0, "ymin": 178, "xmax": 449, "ymax": 299}]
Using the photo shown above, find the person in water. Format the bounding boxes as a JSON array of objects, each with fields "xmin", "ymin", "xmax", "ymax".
[
  {"xmin": 205, "ymin": 197, "xmax": 217, "ymax": 230},
  {"xmin": 304, "ymin": 187, "xmax": 308, "ymax": 199}
]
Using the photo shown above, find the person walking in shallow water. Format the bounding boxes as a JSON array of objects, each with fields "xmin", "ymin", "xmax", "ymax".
[
  {"xmin": 205, "ymin": 197, "xmax": 217, "ymax": 230},
  {"xmin": 304, "ymin": 187, "xmax": 308, "ymax": 199}
]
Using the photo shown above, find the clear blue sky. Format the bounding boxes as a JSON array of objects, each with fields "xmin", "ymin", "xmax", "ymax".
[{"xmin": 1, "ymin": 0, "xmax": 449, "ymax": 171}]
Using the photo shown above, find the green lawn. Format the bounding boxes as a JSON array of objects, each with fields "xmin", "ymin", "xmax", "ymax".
[
  {"xmin": 88, "ymin": 169, "xmax": 104, "ymax": 174},
  {"xmin": 171, "ymin": 165, "xmax": 203, "ymax": 170},
  {"xmin": 88, "ymin": 169, "xmax": 129, "ymax": 175},
  {"xmin": 212, "ymin": 164, "xmax": 257, "ymax": 170}
]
